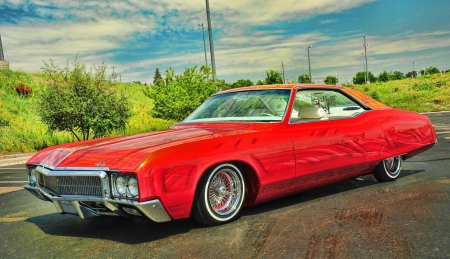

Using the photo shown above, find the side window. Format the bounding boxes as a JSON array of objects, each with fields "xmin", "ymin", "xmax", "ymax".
[{"xmin": 290, "ymin": 89, "xmax": 366, "ymax": 123}]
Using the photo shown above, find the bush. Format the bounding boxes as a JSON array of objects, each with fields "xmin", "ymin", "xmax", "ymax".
[
  {"xmin": 426, "ymin": 67, "xmax": 440, "ymax": 75},
  {"xmin": 378, "ymin": 70, "xmax": 391, "ymax": 82},
  {"xmin": 353, "ymin": 71, "xmax": 377, "ymax": 84},
  {"xmin": 144, "ymin": 65, "xmax": 219, "ymax": 121},
  {"xmin": 37, "ymin": 58, "xmax": 132, "ymax": 141},
  {"xmin": 324, "ymin": 76, "xmax": 338, "ymax": 85},
  {"xmin": 15, "ymin": 82, "xmax": 32, "ymax": 97}
]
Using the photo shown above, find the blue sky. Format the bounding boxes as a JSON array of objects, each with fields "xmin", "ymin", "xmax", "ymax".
[{"xmin": 1, "ymin": 0, "xmax": 449, "ymax": 84}]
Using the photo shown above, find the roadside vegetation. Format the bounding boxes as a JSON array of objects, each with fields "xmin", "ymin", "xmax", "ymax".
[
  {"xmin": 0, "ymin": 68, "xmax": 174, "ymax": 154},
  {"xmin": 346, "ymin": 72, "xmax": 450, "ymax": 112},
  {"xmin": 0, "ymin": 64, "xmax": 449, "ymax": 155}
]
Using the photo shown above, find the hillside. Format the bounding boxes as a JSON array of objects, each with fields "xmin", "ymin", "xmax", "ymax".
[
  {"xmin": 0, "ymin": 70, "xmax": 449, "ymax": 155},
  {"xmin": 0, "ymin": 70, "xmax": 175, "ymax": 154},
  {"xmin": 347, "ymin": 72, "xmax": 450, "ymax": 112}
]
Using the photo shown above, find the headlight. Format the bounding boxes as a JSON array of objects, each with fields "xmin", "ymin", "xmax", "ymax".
[
  {"xmin": 127, "ymin": 177, "xmax": 138, "ymax": 197},
  {"xmin": 111, "ymin": 173, "xmax": 139, "ymax": 199},
  {"xmin": 115, "ymin": 176, "xmax": 127, "ymax": 196}
]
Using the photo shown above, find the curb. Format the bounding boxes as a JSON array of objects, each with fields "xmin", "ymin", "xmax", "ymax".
[
  {"xmin": 0, "ymin": 153, "xmax": 35, "ymax": 167},
  {"xmin": 421, "ymin": 111, "xmax": 450, "ymax": 114}
]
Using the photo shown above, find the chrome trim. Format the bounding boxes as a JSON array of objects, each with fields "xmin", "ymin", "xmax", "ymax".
[
  {"xmin": 24, "ymin": 184, "xmax": 171, "ymax": 222},
  {"xmin": 135, "ymin": 200, "xmax": 171, "ymax": 222},
  {"xmin": 39, "ymin": 163, "xmax": 110, "ymax": 171},
  {"xmin": 36, "ymin": 166, "xmax": 107, "ymax": 178}
]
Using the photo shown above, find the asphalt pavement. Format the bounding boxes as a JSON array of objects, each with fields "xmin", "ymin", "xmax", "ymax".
[{"xmin": 0, "ymin": 112, "xmax": 449, "ymax": 259}]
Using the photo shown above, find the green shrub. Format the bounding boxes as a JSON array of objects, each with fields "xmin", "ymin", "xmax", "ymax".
[
  {"xmin": 37, "ymin": 58, "xmax": 132, "ymax": 141},
  {"xmin": 144, "ymin": 65, "xmax": 219, "ymax": 121}
]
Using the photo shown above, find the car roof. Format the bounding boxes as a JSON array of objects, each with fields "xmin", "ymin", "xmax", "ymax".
[{"xmin": 219, "ymin": 84, "xmax": 343, "ymax": 93}]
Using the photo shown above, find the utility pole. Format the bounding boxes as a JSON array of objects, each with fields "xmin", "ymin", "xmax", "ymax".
[
  {"xmin": 282, "ymin": 61, "xmax": 286, "ymax": 84},
  {"xmin": 205, "ymin": 0, "xmax": 216, "ymax": 80},
  {"xmin": 363, "ymin": 36, "xmax": 368, "ymax": 84},
  {"xmin": 0, "ymin": 34, "xmax": 4, "ymax": 60},
  {"xmin": 307, "ymin": 46, "xmax": 312, "ymax": 83},
  {"xmin": 198, "ymin": 23, "xmax": 208, "ymax": 68},
  {"xmin": 362, "ymin": 53, "xmax": 366, "ymax": 75}
]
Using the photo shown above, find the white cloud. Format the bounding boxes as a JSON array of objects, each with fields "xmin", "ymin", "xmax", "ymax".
[{"xmin": 2, "ymin": 0, "xmax": 450, "ymax": 84}]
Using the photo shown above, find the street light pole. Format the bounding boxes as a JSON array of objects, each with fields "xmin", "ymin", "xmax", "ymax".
[
  {"xmin": 362, "ymin": 53, "xmax": 366, "ymax": 74},
  {"xmin": 363, "ymin": 36, "xmax": 368, "ymax": 84},
  {"xmin": 198, "ymin": 23, "xmax": 208, "ymax": 68},
  {"xmin": 205, "ymin": 0, "xmax": 216, "ymax": 80},
  {"xmin": 307, "ymin": 46, "xmax": 312, "ymax": 83}
]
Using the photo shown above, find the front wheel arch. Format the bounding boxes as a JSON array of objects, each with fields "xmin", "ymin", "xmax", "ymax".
[{"xmin": 192, "ymin": 162, "xmax": 246, "ymax": 225}]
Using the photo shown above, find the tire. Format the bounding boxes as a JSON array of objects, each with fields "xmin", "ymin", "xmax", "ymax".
[
  {"xmin": 192, "ymin": 163, "xmax": 245, "ymax": 226},
  {"xmin": 372, "ymin": 156, "xmax": 402, "ymax": 182}
]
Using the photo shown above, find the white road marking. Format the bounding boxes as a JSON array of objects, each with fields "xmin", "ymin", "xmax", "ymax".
[{"xmin": 436, "ymin": 131, "xmax": 450, "ymax": 134}]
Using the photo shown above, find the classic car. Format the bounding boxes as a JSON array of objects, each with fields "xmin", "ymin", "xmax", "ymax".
[{"xmin": 24, "ymin": 84, "xmax": 436, "ymax": 225}]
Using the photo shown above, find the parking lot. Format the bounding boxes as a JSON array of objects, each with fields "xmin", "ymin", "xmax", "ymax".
[{"xmin": 1, "ymin": 112, "xmax": 449, "ymax": 258}]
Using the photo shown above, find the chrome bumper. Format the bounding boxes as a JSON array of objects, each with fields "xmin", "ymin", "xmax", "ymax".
[{"xmin": 24, "ymin": 184, "xmax": 171, "ymax": 222}]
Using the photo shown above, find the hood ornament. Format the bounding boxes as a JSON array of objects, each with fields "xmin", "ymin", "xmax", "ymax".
[{"xmin": 95, "ymin": 161, "xmax": 106, "ymax": 167}]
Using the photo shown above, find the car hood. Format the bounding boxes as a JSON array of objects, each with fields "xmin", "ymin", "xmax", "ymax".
[{"xmin": 27, "ymin": 123, "xmax": 257, "ymax": 171}]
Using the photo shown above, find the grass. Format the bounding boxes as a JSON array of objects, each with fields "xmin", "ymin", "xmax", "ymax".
[
  {"xmin": 0, "ymin": 70, "xmax": 449, "ymax": 155},
  {"xmin": 346, "ymin": 72, "xmax": 450, "ymax": 112},
  {"xmin": 0, "ymin": 71, "xmax": 175, "ymax": 155}
]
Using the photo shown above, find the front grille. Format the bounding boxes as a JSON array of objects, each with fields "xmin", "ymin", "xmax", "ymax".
[{"xmin": 38, "ymin": 173, "xmax": 103, "ymax": 197}]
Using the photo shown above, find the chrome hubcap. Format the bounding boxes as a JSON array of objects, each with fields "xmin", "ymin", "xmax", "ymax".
[
  {"xmin": 208, "ymin": 168, "xmax": 242, "ymax": 216},
  {"xmin": 384, "ymin": 156, "xmax": 400, "ymax": 176}
]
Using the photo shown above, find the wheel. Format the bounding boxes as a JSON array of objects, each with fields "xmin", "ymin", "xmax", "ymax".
[
  {"xmin": 192, "ymin": 163, "xmax": 245, "ymax": 226},
  {"xmin": 372, "ymin": 156, "xmax": 402, "ymax": 182}
]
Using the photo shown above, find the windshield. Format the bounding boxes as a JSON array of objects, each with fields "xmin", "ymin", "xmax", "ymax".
[{"xmin": 183, "ymin": 89, "xmax": 291, "ymax": 123}]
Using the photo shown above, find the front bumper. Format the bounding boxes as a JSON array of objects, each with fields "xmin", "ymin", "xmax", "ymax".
[{"xmin": 24, "ymin": 166, "xmax": 171, "ymax": 222}]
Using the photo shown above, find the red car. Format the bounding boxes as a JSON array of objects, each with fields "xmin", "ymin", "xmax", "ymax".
[{"xmin": 24, "ymin": 84, "xmax": 436, "ymax": 225}]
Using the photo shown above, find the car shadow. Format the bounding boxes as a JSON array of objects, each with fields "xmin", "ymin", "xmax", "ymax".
[
  {"xmin": 25, "ymin": 169, "xmax": 424, "ymax": 244},
  {"xmin": 241, "ymin": 169, "xmax": 424, "ymax": 217}
]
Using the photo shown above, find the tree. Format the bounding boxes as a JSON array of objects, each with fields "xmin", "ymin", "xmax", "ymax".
[
  {"xmin": 405, "ymin": 71, "xmax": 417, "ymax": 78},
  {"xmin": 378, "ymin": 70, "xmax": 391, "ymax": 82},
  {"xmin": 228, "ymin": 79, "xmax": 253, "ymax": 89},
  {"xmin": 298, "ymin": 74, "xmax": 310, "ymax": 83},
  {"xmin": 265, "ymin": 70, "xmax": 283, "ymax": 84},
  {"xmin": 352, "ymin": 71, "xmax": 376, "ymax": 85},
  {"xmin": 391, "ymin": 71, "xmax": 404, "ymax": 80},
  {"xmin": 256, "ymin": 79, "xmax": 265, "ymax": 85},
  {"xmin": 153, "ymin": 67, "xmax": 163, "ymax": 85},
  {"xmin": 144, "ymin": 65, "xmax": 219, "ymax": 121},
  {"xmin": 38, "ymin": 58, "xmax": 132, "ymax": 141},
  {"xmin": 324, "ymin": 76, "xmax": 338, "ymax": 85},
  {"xmin": 426, "ymin": 66, "xmax": 440, "ymax": 75}
]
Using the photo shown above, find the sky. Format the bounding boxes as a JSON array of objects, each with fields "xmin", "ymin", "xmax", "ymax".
[{"xmin": 1, "ymin": 0, "xmax": 450, "ymax": 84}]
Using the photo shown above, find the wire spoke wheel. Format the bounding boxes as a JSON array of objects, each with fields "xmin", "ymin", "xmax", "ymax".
[
  {"xmin": 208, "ymin": 168, "xmax": 242, "ymax": 216},
  {"xmin": 373, "ymin": 156, "xmax": 402, "ymax": 182},
  {"xmin": 193, "ymin": 163, "xmax": 245, "ymax": 225},
  {"xmin": 384, "ymin": 156, "xmax": 401, "ymax": 176}
]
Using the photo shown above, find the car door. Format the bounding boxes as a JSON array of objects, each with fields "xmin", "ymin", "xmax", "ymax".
[{"xmin": 284, "ymin": 88, "xmax": 373, "ymax": 192}]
